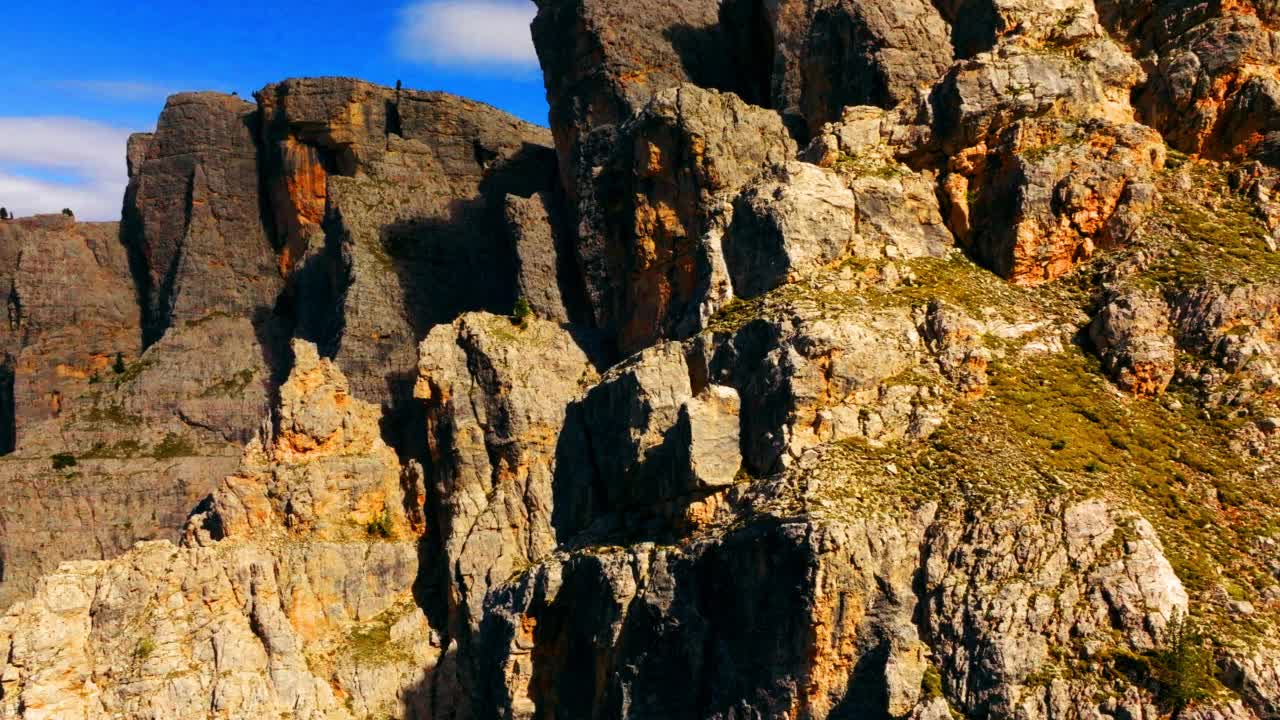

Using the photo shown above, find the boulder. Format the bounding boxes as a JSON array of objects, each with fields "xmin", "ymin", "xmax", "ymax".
[
  {"xmin": 1090, "ymin": 290, "xmax": 1177, "ymax": 397},
  {"xmin": 574, "ymin": 342, "xmax": 743, "ymax": 521},
  {"xmin": 724, "ymin": 160, "xmax": 951, "ymax": 298}
]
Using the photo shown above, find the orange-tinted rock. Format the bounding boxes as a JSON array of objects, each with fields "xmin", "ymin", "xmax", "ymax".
[{"xmin": 959, "ymin": 118, "xmax": 1165, "ymax": 284}]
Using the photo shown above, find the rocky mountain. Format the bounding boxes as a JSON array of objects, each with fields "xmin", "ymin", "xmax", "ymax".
[{"xmin": 4, "ymin": 0, "xmax": 1280, "ymax": 718}]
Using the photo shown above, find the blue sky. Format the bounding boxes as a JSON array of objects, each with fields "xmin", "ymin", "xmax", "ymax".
[{"xmin": 0, "ymin": 0, "xmax": 547, "ymax": 220}]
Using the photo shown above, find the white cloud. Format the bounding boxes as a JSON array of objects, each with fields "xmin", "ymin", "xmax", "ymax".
[
  {"xmin": 60, "ymin": 80, "xmax": 175, "ymax": 102},
  {"xmin": 0, "ymin": 117, "xmax": 135, "ymax": 221},
  {"xmin": 394, "ymin": 1, "xmax": 538, "ymax": 67}
]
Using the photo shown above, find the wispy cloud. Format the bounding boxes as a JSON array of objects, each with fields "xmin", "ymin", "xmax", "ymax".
[
  {"xmin": 0, "ymin": 117, "xmax": 135, "ymax": 221},
  {"xmin": 59, "ymin": 80, "xmax": 175, "ymax": 102},
  {"xmin": 394, "ymin": 1, "xmax": 538, "ymax": 68}
]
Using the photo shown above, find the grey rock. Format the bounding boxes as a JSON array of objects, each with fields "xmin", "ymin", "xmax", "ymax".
[
  {"xmin": 724, "ymin": 160, "xmax": 951, "ymax": 298},
  {"xmin": 1090, "ymin": 289, "xmax": 1177, "ymax": 397},
  {"xmin": 124, "ymin": 92, "xmax": 282, "ymax": 340},
  {"xmin": 721, "ymin": 0, "xmax": 954, "ymax": 136}
]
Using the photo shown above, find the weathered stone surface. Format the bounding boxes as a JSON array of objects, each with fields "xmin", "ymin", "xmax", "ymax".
[
  {"xmin": 0, "ymin": 342, "xmax": 443, "ymax": 720},
  {"xmin": 918, "ymin": 300, "xmax": 992, "ymax": 398},
  {"xmin": 532, "ymin": 0, "xmax": 735, "ymax": 199},
  {"xmin": 478, "ymin": 496, "xmax": 1189, "ymax": 720},
  {"xmin": 415, "ymin": 314, "xmax": 599, "ymax": 640},
  {"xmin": 1090, "ymin": 290, "xmax": 1177, "ymax": 397},
  {"xmin": 1106, "ymin": 9, "xmax": 1280, "ymax": 162},
  {"xmin": 929, "ymin": 42, "xmax": 1142, "ymax": 156},
  {"xmin": 721, "ymin": 0, "xmax": 954, "ymax": 137},
  {"xmin": 259, "ymin": 78, "xmax": 560, "ymax": 449},
  {"xmin": 571, "ymin": 341, "xmax": 743, "ymax": 525},
  {"xmin": 0, "ymin": 217, "xmax": 254, "ymax": 612},
  {"xmin": 602, "ymin": 85, "xmax": 797, "ymax": 353},
  {"xmin": 124, "ymin": 92, "xmax": 282, "ymax": 340},
  {"xmin": 724, "ymin": 160, "xmax": 951, "ymax": 298},
  {"xmin": 0, "ymin": 217, "xmax": 138, "ymax": 446},
  {"xmin": 505, "ymin": 193, "xmax": 579, "ymax": 323},
  {"xmin": 955, "ymin": 118, "xmax": 1166, "ymax": 284},
  {"xmin": 1174, "ymin": 282, "xmax": 1280, "ymax": 388},
  {"xmin": 0, "ymin": 456, "xmax": 235, "ymax": 612}
]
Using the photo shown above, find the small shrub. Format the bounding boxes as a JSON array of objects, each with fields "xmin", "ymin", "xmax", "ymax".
[
  {"xmin": 152, "ymin": 433, "xmax": 195, "ymax": 459},
  {"xmin": 366, "ymin": 509, "xmax": 394, "ymax": 539},
  {"xmin": 1152, "ymin": 611, "xmax": 1217, "ymax": 712},
  {"xmin": 61, "ymin": 208, "xmax": 74, "ymax": 217},
  {"xmin": 51, "ymin": 453, "xmax": 77, "ymax": 470},
  {"xmin": 922, "ymin": 665, "xmax": 944, "ymax": 700},
  {"xmin": 0, "ymin": 208, "xmax": 8, "ymax": 220},
  {"xmin": 133, "ymin": 637, "xmax": 155, "ymax": 662},
  {"xmin": 112, "ymin": 353, "xmax": 126, "ymax": 374},
  {"xmin": 512, "ymin": 297, "xmax": 533, "ymax": 327},
  {"xmin": 1051, "ymin": 439, "xmax": 1067, "ymax": 451}
]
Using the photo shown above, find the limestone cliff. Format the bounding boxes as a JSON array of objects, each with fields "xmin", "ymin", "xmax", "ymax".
[{"xmin": 5, "ymin": 0, "xmax": 1280, "ymax": 718}]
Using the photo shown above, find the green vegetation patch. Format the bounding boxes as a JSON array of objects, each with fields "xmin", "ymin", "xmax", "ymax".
[
  {"xmin": 201, "ymin": 369, "xmax": 257, "ymax": 398},
  {"xmin": 51, "ymin": 453, "xmax": 77, "ymax": 470},
  {"xmin": 152, "ymin": 433, "xmax": 196, "ymax": 459},
  {"xmin": 798, "ymin": 344, "xmax": 1277, "ymax": 645},
  {"xmin": 81, "ymin": 439, "xmax": 143, "ymax": 459},
  {"xmin": 344, "ymin": 601, "xmax": 417, "ymax": 667}
]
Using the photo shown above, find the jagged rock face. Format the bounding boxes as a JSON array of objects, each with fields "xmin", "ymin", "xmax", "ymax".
[
  {"xmin": 414, "ymin": 314, "xmax": 600, "ymax": 643},
  {"xmin": 0, "ymin": 457, "xmax": 233, "ymax": 612},
  {"xmin": 724, "ymin": 160, "xmax": 951, "ymax": 298},
  {"xmin": 967, "ymin": 118, "xmax": 1166, "ymax": 284},
  {"xmin": 922, "ymin": 498, "xmax": 1189, "ymax": 719},
  {"xmin": 1090, "ymin": 290, "xmax": 1177, "ymax": 397},
  {"xmin": 0, "ymin": 342, "xmax": 443, "ymax": 720},
  {"xmin": 0, "ymin": 217, "xmax": 247, "ymax": 611},
  {"xmin": 1096, "ymin": 3, "xmax": 1280, "ymax": 162},
  {"xmin": 531, "ymin": 0, "xmax": 735, "ymax": 199},
  {"xmin": 505, "ymin": 193, "xmax": 581, "ymax": 324},
  {"xmin": 0, "ymin": 217, "xmax": 138, "ymax": 444},
  {"xmin": 721, "ymin": 0, "xmax": 955, "ymax": 137},
  {"xmin": 711, "ymin": 308, "xmax": 962, "ymax": 474},
  {"xmin": 565, "ymin": 341, "xmax": 744, "ymax": 533},
  {"xmin": 478, "ymin": 496, "xmax": 1187, "ymax": 720},
  {"xmin": 601, "ymin": 85, "xmax": 797, "ymax": 354},
  {"xmin": 124, "ymin": 92, "xmax": 282, "ymax": 339},
  {"xmin": 258, "ymin": 78, "xmax": 562, "ymax": 438}
]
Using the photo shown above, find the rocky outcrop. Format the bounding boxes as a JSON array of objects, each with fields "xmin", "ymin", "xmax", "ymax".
[
  {"xmin": 954, "ymin": 118, "xmax": 1166, "ymax": 284},
  {"xmin": 505, "ymin": 193, "xmax": 580, "ymax": 323},
  {"xmin": 258, "ymin": 78, "xmax": 561, "ymax": 449},
  {"xmin": 1099, "ymin": 6, "xmax": 1280, "ymax": 162},
  {"xmin": 570, "ymin": 341, "xmax": 743, "ymax": 529},
  {"xmin": 0, "ymin": 342, "xmax": 443, "ymax": 720},
  {"xmin": 1090, "ymin": 290, "xmax": 1177, "ymax": 397},
  {"xmin": 124, "ymin": 92, "xmax": 281, "ymax": 340},
  {"xmin": 724, "ymin": 160, "xmax": 951, "ymax": 298},
  {"xmin": 414, "ymin": 314, "xmax": 600, "ymax": 643},
  {"xmin": 0, "ymin": 216, "xmax": 138, "ymax": 445},
  {"xmin": 720, "ymin": 0, "xmax": 955, "ymax": 137},
  {"xmin": 0, "ymin": 216, "xmax": 248, "ymax": 610},
  {"xmin": 602, "ymin": 85, "xmax": 796, "ymax": 353},
  {"xmin": 478, "ymin": 494, "xmax": 1189, "ymax": 720},
  {"xmin": 531, "ymin": 0, "xmax": 735, "ymax": 199}
]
